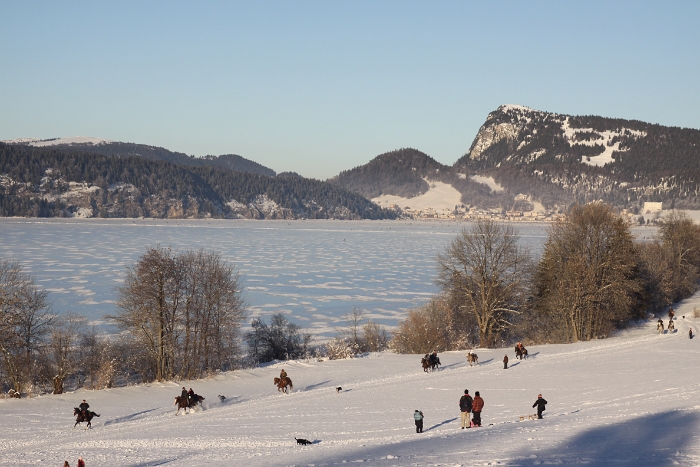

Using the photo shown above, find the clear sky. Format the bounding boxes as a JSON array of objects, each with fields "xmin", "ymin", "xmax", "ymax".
[{"xmin": 1, "ymin": 1, "xmax": 699, "ymax": 179}]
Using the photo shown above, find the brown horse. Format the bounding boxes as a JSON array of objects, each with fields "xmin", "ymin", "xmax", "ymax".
[
  {"xmin": 274, "ymin": 376, "xmax": 293, "ymax": 393},
  {"xmin": 515, "ymin": 346, "xmax": 528, "ymax": 360},
  {"xmin": 174, "ymin": 394, "xmax": 204, "ymax": 414},
  {"xmin": 421, "ymin": 357, "xmax": 438, "ymax": 372},
  {"xmin": 467, "ymin": 352, "xmax": 478, "ymax": 366},
  {"xmin": 73, "ymin": 407, "xmax": 100, "ymax": 428}
]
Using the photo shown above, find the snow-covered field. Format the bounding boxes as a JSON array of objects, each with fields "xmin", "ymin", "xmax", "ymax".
[
  {"xmin": 3, "ymin": 292, "xmax": 700, "ymax": 467},
  {"xmin": 372, "ymin": 181, "xmax": 463, "ymax": 212}
]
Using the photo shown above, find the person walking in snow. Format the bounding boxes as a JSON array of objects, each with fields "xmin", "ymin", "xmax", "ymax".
[
  {"xmin": 471, "ymin": 391, "xmax": 484, "ymax": 427},
  {"xmin": 690, "ymin": 329, "xmax": 694, "ymax": 339},
  {"xmin": 459, "ymin": 389, "xmax": 473, "ymax": 429},
  {"xmin": 503, "ymin": 354, "xmax": 509, "ymax": 369},
  {"xmin": 413, "ymin": 410, "xmax": 424, "ymax": 433},
  {"xmin": 532, "ymin": 394, "xmax": 548, "ymax": 419}
]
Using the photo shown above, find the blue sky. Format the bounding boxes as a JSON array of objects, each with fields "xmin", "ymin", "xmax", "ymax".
[{"xmin": 1, "ymin": 1, "xmax": 699, "ymax": 179}]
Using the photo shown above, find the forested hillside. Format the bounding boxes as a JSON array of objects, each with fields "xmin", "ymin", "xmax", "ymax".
[
  {"xmin": 455, "ymin": 105, "xmax": 700, "ymax": 210},
  {"xmin": 14, "ymin": 141, "xmax": 277, "ymax": 177},
  {"xmin": 0, "ymin": 143, "xmax": 394, "ymax": 220}
]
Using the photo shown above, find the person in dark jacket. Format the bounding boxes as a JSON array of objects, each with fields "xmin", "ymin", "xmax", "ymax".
[
  {"xmin": 503, "ymin": 354, "xmax": 509, "ymax": 369},
  {"xmin": 471, "ymin": 391, "xmax": 484, "ymax": 426},
  {"xmin": 413, "ymin": 410, "xmax": 424, "ymax": 433},
  {"xmin": 429, "ymin": 351, "xmax": 441, "ymax": 368},
  {"xmin": 180, "ymin": 387, "xmax": 188, "ymax": 402},
  {"xmin": 690, "ymin": 328, "xmax": 694, "ymax": 339},
  {"xmin": 78, "ymin": 400, "xmax": 90, "ymax": 417},
  {"xmin": 532, "ymin": 394, "xmax": 548, "ymax": 419},
  {"xmin": 459, "ymin": 389, "xmax": 473, "ymax": 429}
]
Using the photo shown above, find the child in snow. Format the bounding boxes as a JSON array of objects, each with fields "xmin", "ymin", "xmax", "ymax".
[
  {"xmin": 414, "ymin": 410, "xmax": 424, "ymax": 433},
  {"xmin": 503, "ymin": 354, "xmax": 508, "ymax": 369},
  {"xmin": 532, "ymin": 394, "xmax": 548, "ymax": 419}
]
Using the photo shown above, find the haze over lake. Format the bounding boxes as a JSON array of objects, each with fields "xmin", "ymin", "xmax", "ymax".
[{"xmin": 0, "ymin": 219, "xmax": 656, "ymax": 339}]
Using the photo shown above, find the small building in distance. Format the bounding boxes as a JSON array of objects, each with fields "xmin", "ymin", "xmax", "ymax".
[{"xmin": 643, "ymin": 202, "xmax": 663, "ymax": 213}]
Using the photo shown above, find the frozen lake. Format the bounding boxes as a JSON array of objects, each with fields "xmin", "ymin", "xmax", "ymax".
[{"xmin": 0, "ymin": 219, "xmax": 655, "ymax": 339}]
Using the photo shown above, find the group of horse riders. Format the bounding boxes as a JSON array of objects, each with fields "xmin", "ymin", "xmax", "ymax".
[
  {"xmin": 658, "ymin": 307, "xmax": 677, "ymax": 334},
  {"xmin": 421, "ymin": 351, "xmax": 441, "ymax": 371},
  {"xmin": 180, "ymin": 386, "xmax": 202, "ymax": 407}
]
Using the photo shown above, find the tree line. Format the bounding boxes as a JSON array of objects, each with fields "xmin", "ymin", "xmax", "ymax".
[
  {"xmin": 3, "ymin": 205, "xmax": 699, "ymax": 395},
  {"xmin": 0, "ymin": 247, "xmax": 248, "ymax": 396},
  {"xmin": 391, "ymin": 205, "xmax": 700, "ymax": 352}
]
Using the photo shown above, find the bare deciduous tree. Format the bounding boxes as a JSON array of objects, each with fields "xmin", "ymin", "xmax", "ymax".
[
  {"xmin": 390, "ymin": 297, "xmax": 452, "ymax": 354},
  {"xmin": 658, "ymin": 211, "xmax": 700, "ymax": 303},
  {"xmin": 0, "ymin": 259, "xmax": 54, "ymax": 395},
  {"xmin": 535, "ymin": 203, "xmax": 642, "ymax": 342},
  {"xmin": 436, "ymin": 219, "xmax": 531, "ymax": 348},
  {"xmin": 113, "ymin": 247, "xmax": 247, "ymax": 382}
]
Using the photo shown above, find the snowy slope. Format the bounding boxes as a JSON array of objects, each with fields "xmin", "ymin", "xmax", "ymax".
[
  {"xmin": 2, "ymin": 136, "xmax": 112, "ymax": 146},
  {"xmin": 2, "ymin": 293, "xmax": 700, "ymax": 466}
]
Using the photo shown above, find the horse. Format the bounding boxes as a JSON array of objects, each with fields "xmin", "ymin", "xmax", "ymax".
[
  {"xmin": 421, "ymin": 356, "xmax": 439, "ymax": 372},
  {"xmin": 174, "ymin": 394, "xmax": 204, "ymax": 415},
  {"xmin": 466, "ymin": 352, "xmax": 478, "ymax": 366},
  {"xmin": 274, "ymin": 376, "xmax": 293, "ymax": 393},
  {"xmin": 73, "ymin": 407, "xmax": 100, "ymax": 428},
  {"xmin": 515, "ymin": 346, "xmax": 528, "ymax": 360}
]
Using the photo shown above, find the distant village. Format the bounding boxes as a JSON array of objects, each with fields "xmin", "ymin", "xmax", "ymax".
[{"xmin": 390, "ymin": 201, "xmax": 665, "ymax": 223}]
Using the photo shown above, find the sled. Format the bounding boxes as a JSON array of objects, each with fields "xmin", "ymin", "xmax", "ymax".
[{"xmin": 519, "ymin": 414, "xmax": 537, "ymax": 421}]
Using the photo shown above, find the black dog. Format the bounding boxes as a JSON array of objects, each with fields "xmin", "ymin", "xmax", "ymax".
[
  {"xmin": 335, "ymin": 387, "xmax": 342, "ymax": 393},
  {"xmin": 295, "ymin": 437, "xmax": 312, "ymax": 445},
  {"xmin": 218, "ymin": 395, "xmax": 226, "ymax": 402}
]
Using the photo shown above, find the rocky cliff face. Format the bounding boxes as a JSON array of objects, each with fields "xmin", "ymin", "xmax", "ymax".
[{"xmin": 456, "ymin": 105, "xmax": 700, "ymax": 210}]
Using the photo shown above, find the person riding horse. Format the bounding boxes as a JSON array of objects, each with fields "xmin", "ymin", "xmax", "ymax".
[
  {"xmin": 429, "ymin": 351, "xmax": 441, "ymax": 369},
  {"xmin": 79, "ymin": 399, "xmax": 90, "ymax": 418},
  {"xmin": 280, "ymin": 369, "xmax": 288, "ymax": 381}
]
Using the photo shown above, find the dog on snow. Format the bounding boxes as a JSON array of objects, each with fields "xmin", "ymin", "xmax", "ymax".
[
  {"xmin": 295, "ymin": 437, "xmax": 312, "ymax": 445},
  {"xmin": 218, "ymin": 395, "xmax": 226, "ymax": 402},
  {"xmin": 335, "ymin": 386, "xmax": 342, "ymax": 393}
]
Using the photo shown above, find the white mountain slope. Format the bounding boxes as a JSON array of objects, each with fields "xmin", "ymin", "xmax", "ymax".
[
  {"xmin": 2, "ymin": 293, "xmax": 700, "ymax": 466},
  {"xmin": 2, "ymin": 136, "xmax": 112, "ymax": 146}
]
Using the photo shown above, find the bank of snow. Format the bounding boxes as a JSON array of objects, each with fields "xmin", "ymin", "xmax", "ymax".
[{"xmin": 2, "ymin": 293, "xmax": 700, "ymax": 466}]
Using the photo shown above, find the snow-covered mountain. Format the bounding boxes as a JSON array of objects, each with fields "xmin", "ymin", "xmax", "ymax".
[
  {"xmin": 2, "ymin": 292, "xmax": 700, "ymax": 466},
  {"xmin": 455, "ymin": 104, "xmax": 700, "ymax": 210}
]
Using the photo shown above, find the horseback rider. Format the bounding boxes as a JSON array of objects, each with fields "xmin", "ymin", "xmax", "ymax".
[
  {"xmin": 188, "ymin": 387, "xmax": 198, "ymax": 407},
  {"xmin": 79, "ymin": 399, "xmax": 90, "ymax": 417},
  {"xmin": 280, "ymin": 368, "xmax": 288, "ymax": 381},
  {"xmin": 429, "ymin": 350, "xmax": 441, "ymax": 368},
  {"xmin": 657, "ymin": 319, "xmax": 664, "ymax": 333},
  {"xmin": 668, "ymin": 319, "xmax": 675, "ymax": 331},
  {"xmin": 181, "ymin": 387, "xmax": 188, "ymax": 402}
]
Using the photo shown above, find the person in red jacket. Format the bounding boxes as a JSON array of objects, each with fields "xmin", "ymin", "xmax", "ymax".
[
  {"xmin": 471, "ymin": 391, "xmax": 484, "ymax": 426},
  {"xmin": 77, "ymin": 457, "xmax": 86, "ymax": 467}
]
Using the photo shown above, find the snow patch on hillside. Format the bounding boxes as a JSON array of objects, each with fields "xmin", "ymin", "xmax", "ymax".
[
  {"xmin": 470, "ymin": 175, "xmax": 504, "ymax": 192},
  {"xmin": 372, "ymin": 180, "xmax": 462, "ymax": 211},
  {"xmin": 561, "ymin": 118, "xmax": 647, "ymax": 167},
  {"xmin": 2, "ymin": 136, "xmax": 112, "ymax": 146}
]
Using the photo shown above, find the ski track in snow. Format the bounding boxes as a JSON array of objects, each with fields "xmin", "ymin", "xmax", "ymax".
[{"xmin": 3, "ymin": 294, "xmax": 700, "ymax": 466}]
